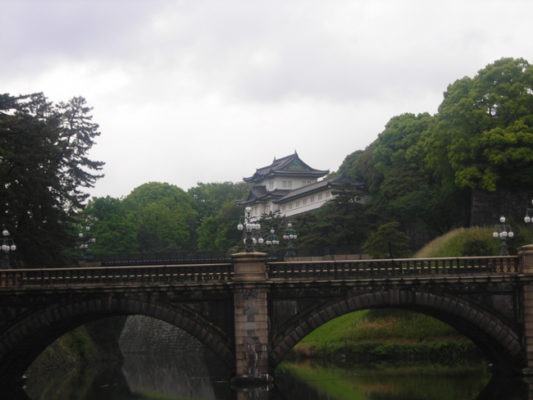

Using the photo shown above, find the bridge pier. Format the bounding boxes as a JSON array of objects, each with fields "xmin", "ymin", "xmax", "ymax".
[{"xmin": 231, "ymin": 252, "xmax": 272, "ymax": 385}]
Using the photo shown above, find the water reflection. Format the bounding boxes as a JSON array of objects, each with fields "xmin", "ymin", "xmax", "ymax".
[
  {"xmin": 17, "ymin": 314, "xmax": 533, "ymax": 400},
  {"xmin": 20, "ymin": 356, "xmax": 533, "ymax": 400},
  {"xmin": 285, "ymin": 360, "xmax": 491, "ymax": 398},
  {"xmin": 120, "ymin": 351, "xmax": 231, "ymax": 399},
  {"xmin": 274, "ymin": 360, "xmax": 512, "ymax": 400}
]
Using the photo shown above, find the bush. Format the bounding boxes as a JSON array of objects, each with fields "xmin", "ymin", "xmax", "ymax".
[{"xmin": 460, "ymin": 239, "xmax": 493, "ymax": 256}]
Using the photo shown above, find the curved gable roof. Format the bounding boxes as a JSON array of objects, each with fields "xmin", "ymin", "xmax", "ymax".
[{"xmin": 243, "ymin": 152, "xmax": 328, "ymax": 183}]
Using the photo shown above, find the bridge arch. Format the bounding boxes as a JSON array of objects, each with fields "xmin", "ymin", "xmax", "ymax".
[
  {"xmin": 271, "ymin": 289, "xmax": 523, "ymax": 371},
  {"xmin": 0, "ymin": 295, "xmax": 234, "ymax": 382}
]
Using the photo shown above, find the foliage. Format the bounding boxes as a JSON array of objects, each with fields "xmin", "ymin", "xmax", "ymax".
[
  {"xmin": 295, "ymin": 186, "xmax": 374, "ymax": 251},
  {"xmin": 123, "ymin": 182, "xmax": 194, "ymax": 211},
  {"xmin": 414, "ymin": 227, "xmax": 503, "ymax": 258},
  {"xmin": 83, "ymin": 182, "xmax": 248, "ymax": 256},
  {"xmin": 84, "ymin": 183, "xmax": 199, "ymax": 254},
  {"xmin": 362, "ymin": 221, "xmax": 411, "ymax": 258},
  {"xmin": 80, "ymin": 197, "xmax": 138, "ymax": 254},
  {"xmin": 196, "ymin": 216, "xmax": 219, "ymax": 252},
  {"xmin": 324, "ymin": 57, "xmax": 533, "ymax": 252},
  {"xmin": 0, "ymin": 93, "xmax": 103, "ymax": 266},
  {"xmin": 429, "ymin": 57, "xmax": 533, "ymax": 191},
  {"xmin": 197, "ymin": 201, "xmax": 243, "ymax": 252},
  {"xmin": 188, "ymin": 181, "xmax": 249, "ymax": 219}
]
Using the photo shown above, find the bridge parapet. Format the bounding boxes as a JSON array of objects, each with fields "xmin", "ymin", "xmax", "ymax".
[
  {"xmin": 268, "ymin": 255, "xmax": 520, "ymax": 280},
  {"xmin": 0, "ymin": 255, "xmax": 521, "ymax": 289},
  {"xmin": 0, "ymin": 263, "xmax": 233, "ymax": 288}
]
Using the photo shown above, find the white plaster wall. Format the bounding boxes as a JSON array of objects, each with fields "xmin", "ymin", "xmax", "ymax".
[
  {"xmin": 279, "ymin": 189, "xmax": 334, "ymax": 217},
  {"xmin": 267, "ymin": 177, "xmax": 317, "ymax": 191},
  {"xmin": 250, "ymin": 201, "xmax": 280, "ymax": 219}
]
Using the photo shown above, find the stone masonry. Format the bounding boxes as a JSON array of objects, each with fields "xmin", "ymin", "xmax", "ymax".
[{"xmin": 232, "ymin": 252, "xmax": 271, "ymax": 384}]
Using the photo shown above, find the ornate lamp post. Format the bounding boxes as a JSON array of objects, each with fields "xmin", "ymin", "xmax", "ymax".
[
  {"xmin": 265, "ymin": 228, "xmax": 280, "ymax": 259},
  {"xmin": 283, "ymin": 222, "xmax": 298, "ymax": 258},
  {"xmin": 493, "ymin": 216, "xmax": 514, "ymax": 256},
  {"xmin": 78, "ymin": 225, "xmax": 96, "ymax": 262},
  {"xmin": 237, "ymin": 207, "xmax": 263, "ymax": 252},
  {"xmin": 1, "ymin": 228, "xmax": 17, "ymax": 268}
]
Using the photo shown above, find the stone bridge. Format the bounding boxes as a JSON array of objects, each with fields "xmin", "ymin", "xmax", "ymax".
[{"xmin": 1, "ymin": 246, "xmax": 533, "ymax": 390}]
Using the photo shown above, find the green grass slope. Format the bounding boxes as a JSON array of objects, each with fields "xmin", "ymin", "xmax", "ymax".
[
  {"xmin": 289, "ymin": 227, "xmax": 508, "ymax": 363},
  {"xmin": 414, "ymin": 227, "xmax": 500, "ymax": 258}
]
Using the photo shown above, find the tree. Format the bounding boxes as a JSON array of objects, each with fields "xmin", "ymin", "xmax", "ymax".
[
  {"xmin": 295, "ymin": 186, "xmax": 374, "ymax": 251},
  {"xmin": 188, "ymin": 182, "xmax": 250, "ymax": 219},
  {"xmin": 135, "ymin": 198, "xmax": 196, "ymax": 252},
  {"xmin": 338, "ymin": 111, "xmax": 464, "ymax": 243},
  {"xmin": 197, "ymin": 202, "xmax": 243, "ymax": 253},
  {"xmin": 81, "ymin": 197, "xmax": 138, "ymax": 254},
  {"xmin": 123, "ymin": 182, "xmax": 193, "ymax": 211},
  {"xmin": 55, "ymin": 97, "xmax": 105, "ymax": 208},
  {"xmin": 431, "ymin": 57, "xmax": 533, "ymax": 191},
  {"xmin": 0, "ymin": 93, "xmax": 104, "ymax": 266},
  {"xmin": 362, "ymin": 221, "xmax": 411, "ymax": 258},
  {"xmin": 196, "ymin": 216, "xmax": 219, "ymax": 252},
  {"xmin": 373, "ymin": 113, "xmax": 433, "ymax": 176},
  {"xmin": 123, "ymin": 183, "xmax": 199, "ymax": 253},
  {"xmin": 213, "ymin": 202, "xmax": 243, "ymax": 251}
]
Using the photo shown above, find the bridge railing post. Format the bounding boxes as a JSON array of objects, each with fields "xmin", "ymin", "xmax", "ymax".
[
  {"xmin": 519, "ymin": 244, "xmax": 533, "ymax": 375},
  {"xmin": 231, "ymin": 252, "xmax": 272, "ymax": 385}
]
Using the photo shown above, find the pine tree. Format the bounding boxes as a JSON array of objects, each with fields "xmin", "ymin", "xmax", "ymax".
[{"xmin": 0, "ymin": 93, "xmax": 104, "ymax": 266}]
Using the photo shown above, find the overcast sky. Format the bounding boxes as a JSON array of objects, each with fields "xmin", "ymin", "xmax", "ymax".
[{"xmin": 2, "ymin": 0, "xmax": 533, "ymax": 198}]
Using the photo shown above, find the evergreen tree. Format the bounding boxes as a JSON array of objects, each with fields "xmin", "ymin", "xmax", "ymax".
[{"xmin": 0, "ymin": 93, "xmax": 104, "ymax": 266}]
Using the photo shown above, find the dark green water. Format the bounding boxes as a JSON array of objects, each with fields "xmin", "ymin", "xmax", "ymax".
[{"xmin": 20, "ymin": 354, "xmax": 531, "ymax": 400}]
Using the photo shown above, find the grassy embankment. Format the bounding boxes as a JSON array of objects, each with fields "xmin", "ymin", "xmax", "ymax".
[
  {"xmin": 290, "ymin": 309, "xmax": 481, "ymax": 363},
  {"xmin": 290, "ymin": 227, "xmax": 497, "ymax": 363}
]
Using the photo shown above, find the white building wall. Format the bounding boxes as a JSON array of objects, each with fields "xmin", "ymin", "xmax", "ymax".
[
  {"xmin": 250, "ymin": 204, "xmax": 263, "ymax": 219},
  {"xmin": 267, "ymin": 177, "xmax": 318, "ymax": 191},
  {"xmin": 279, "ymin": 189, "xmax": 334, "ymax": 217},
  {"xmin": 250, "ymin": 200, "xmax": 281, "ymax": 219}
]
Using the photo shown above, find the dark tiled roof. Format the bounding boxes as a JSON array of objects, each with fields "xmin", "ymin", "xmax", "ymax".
[
  {"xmin": 276, "ymin": 173, "xmax": 365, "ymax": 203},
  {"xmin": 243, "ymin": 152, "xmax": 328, "ymax": 183},
  {"xmin": 236, "ymin": 185, "xmax": 291, "ymax": 206}
]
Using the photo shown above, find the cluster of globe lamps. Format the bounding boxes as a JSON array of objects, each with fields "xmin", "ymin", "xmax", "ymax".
[
  {"xmin": 237, "ymin": 206, "xmax": 295, "ymax": 254},
  {"xmin": 492, "ymin": 200, "xmax": 533, "ymax": 256},
  {"xmin": 492, "ymin": 216, "xmax": 514, "ymax": 240},
  {"xmin": 493, "ymin": 216, "xmax": 514, "ymax": 256},
  {"xmin": 1, "ymin": 229, "xmax": 17, "ymax": 268}
]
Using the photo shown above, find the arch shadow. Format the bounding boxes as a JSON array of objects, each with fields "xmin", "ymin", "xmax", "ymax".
[
  {"xmin": 0, "ymin": 295, "xmax": 234, "ymax": 384},
  {"xmin": 271, "ymin": 289, "xmax": 523, "ymax": 372}
]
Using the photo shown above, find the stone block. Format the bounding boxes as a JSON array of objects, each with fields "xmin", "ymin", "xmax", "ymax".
[{"xmin": 243, "ymin": 321, "xmax": 259, "ymax": 330}]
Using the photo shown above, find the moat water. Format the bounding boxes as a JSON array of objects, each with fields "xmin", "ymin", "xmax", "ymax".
[
  {"xmin": 21, "ymin": 352, "xmax": 530, "ymax": 400},
  {"xmin": 17, "ymin": 316, "xmax": 532, "ymax": 400}
]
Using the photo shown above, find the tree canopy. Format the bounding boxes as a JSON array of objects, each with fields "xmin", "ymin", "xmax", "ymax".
[
  {"xmin": 297, "ymin": 57, "xmax": 533, "ymax": 255},
  {"xmin": 82, "ymin": 181, "xmax": 250, "ymax": 256},
  {"xmin": 0, "ymin": 93, "xmax": 103, "ymax": 266},
  {"xmin": 431, "ymin": 57, "xmax": 533, "ymax": 191}
]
